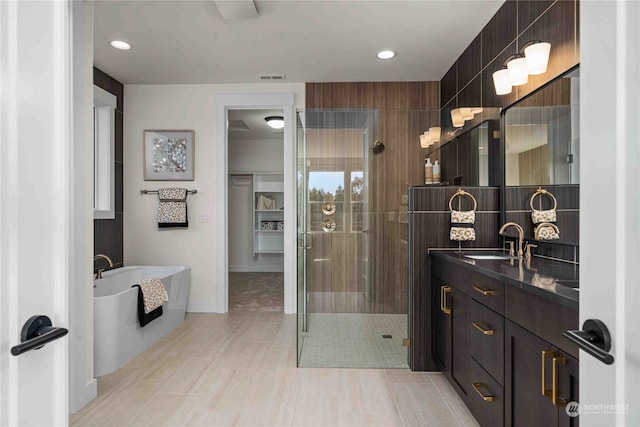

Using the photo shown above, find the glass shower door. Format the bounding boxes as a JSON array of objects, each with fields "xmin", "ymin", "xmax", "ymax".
[{"xmin": 296, "ymin": 111, "xmax": 309, "ymax": 365}]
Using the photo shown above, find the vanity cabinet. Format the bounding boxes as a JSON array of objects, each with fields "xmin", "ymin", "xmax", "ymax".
[
  {"xmin": 505, "ymin": 320, "xmax": 579, "ymax": 427},
  {"xmin": 431, "ymin": 254, "xmax": 579, "ymax": 427}
]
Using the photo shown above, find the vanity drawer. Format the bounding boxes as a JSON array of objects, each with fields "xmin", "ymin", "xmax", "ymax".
[
  {"xmin": 470, "ymin": 300, "xmax": 504, "ymax": 385},
  {"xmin": 468, "ymin": 358, "xmax": 504, "ymax": 427},
  {"xmin": 468, "ymin": 272, "xmax": 504, "ymax": 315}
]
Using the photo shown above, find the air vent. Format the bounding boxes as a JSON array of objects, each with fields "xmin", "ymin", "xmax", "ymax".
[
  {"xmin": 228, "ymin": 120, "xmax": 250, "ymax": 131},
  {"xmin": 259, "ymin": 74, "xmax": 286, "ymax": 81}
]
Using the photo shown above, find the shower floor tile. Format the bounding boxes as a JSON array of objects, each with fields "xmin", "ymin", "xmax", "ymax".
[{"xmin": 298, "ymin": 313, "xmax": 408, "ymax": 369}]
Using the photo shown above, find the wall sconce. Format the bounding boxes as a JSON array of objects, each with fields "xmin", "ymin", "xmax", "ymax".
[
  {"xmin": 419, "ymin": 127, "xmax": 441, "ymax": 148},
  {"xmin": 450, "ymin": 108, "xmax": 483, "ymax": 128},
  {"xmin": 492, "ymin": 41, "xmax": 551, "ymax": 95}
]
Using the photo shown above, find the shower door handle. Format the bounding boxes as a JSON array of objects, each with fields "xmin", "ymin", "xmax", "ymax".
[{"xmin": 299, "ymin": 232, "xmax": 313, "ymax": 249}]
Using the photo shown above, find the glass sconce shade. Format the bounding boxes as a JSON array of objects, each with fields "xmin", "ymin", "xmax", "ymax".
[
  {"xmin": 450, "ymin": 109, "xmax": 465, "ymax": 127},
  {"xmin": 507, "ymin": 55, "xmax": 529, "ymax": 85},
  {"xmin": 420, "ymin": 134, "xmax": 429, "ymax": 148},
  {"xmin": 524, "ymin": 42, "xmax": 551, "ymax": 75},
  {"xmin": 493, "ymin": 68, "xmax": 512, "ymax": 95},
  {"xmin": 428, "ymin": 127, "xmax": 441, "ymax": 141}
]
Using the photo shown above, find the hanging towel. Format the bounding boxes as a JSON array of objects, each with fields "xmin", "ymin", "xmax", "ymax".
[
  {"xmin": 131, "ymin": 277, "xmax": 169, "ymax": 327},
  {"xmin": 449, "ymin": 189, "xmax": 477, "ymax": 242},
  {"xmin": 157, "ymin": 188, "xmax": 188, "ymax": 228}
]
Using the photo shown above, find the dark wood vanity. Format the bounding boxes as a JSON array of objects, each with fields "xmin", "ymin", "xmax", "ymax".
[{"xmin": 431, "ymin": 251, "xmax": 579, "ymax": 427}]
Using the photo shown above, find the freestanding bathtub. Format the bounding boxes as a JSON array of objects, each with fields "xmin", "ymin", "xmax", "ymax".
[{"xmin": 93, "ymin": 265, "xmax": 191, "ymax": 376}]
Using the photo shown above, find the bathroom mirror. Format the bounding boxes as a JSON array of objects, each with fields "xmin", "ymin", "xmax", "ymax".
[
  {"xmin": 504, "ymin": 67, "xmax": 579, "ymax": 186},
  {"xmin": 430, "ymin": 119, "xmax": 499, "ymax": 186}
]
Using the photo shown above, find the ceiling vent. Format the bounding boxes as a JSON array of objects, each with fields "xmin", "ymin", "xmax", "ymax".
[
  {"xmin": 259, "ymin": 74, "xmax": 286, "ymax": 81},
  {"xmin": 228, "ymin": 120, "xmax": 250, "ymax": 131},
  {"xmin": 213, "ymin": 0, "xmax": 258, "ymax": 20}
]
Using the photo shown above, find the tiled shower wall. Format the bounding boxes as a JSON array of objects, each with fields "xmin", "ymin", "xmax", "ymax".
[{"xmin": 94, "ymin": 67, "xmax": 124, "ymax": 270}]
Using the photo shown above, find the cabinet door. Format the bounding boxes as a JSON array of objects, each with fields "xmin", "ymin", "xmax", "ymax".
[
  {"xmin": 434, "ymin": 278, "xmax": 451, "ymax": 373},
  {"xmin": 558, "ymin": 352, "xmax": 579, "ymax": 427},
  {"xmin": 451, "ymin": 288, "xmax": 470, "ymax": 395},
  {"xmin": 505, "ymin": 320, "xmax": 558, "ymax": 427}
]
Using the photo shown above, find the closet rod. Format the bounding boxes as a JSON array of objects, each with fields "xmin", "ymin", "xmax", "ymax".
[{"xmin": 140, "ymin": 189, "xmax": 198, "ymax": 195}]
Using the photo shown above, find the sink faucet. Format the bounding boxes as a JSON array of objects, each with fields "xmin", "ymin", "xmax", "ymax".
[
  {"xmin": 499, "ymin": 222, "xmax": 524, "ymax": 259},
  {"xmin": 94, "ymin": 254, "xmax": 114, "ymax": 279}
]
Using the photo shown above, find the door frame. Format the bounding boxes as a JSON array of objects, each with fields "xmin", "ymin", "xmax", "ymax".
[{"xmin": 215, "ymin": 94, "xmax": 296, "ymax": 313}]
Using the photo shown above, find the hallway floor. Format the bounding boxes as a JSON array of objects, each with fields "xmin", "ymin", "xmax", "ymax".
[
  {"xmin": 71, "ymin": 312, "xmax": 478, "ymax": 426},
  {"xmin": 229, "ymin": 272, "xmax": 284, "ymax": 312}
]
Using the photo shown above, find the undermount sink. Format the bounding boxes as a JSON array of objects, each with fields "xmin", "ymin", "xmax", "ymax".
[{"xmin": 464, "ymin": 254, "xmax": 514, "ymax": 260}]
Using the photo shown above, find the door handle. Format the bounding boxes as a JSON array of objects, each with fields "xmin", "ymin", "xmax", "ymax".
[
  {"xmin": 441, "ymin": 286, "xmax": 451, "ymax": 315},
  {"xmin": 298, "ymin": 232, "xmax": 312, "ymax": 249},
  {"xmin": 563, "ymin": 319, "xmax": 614, "ymax": 365},
  {"xmin": 10, "ymin": 315, "xmax": 68, "ymax": 356}
]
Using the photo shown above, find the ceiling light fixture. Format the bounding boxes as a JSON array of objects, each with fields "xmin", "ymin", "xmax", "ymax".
[
  {"xmin": 377, "ymin": 50, "xmax": 396, "ymax": 60},
  {"xmin": 265, "ymin": 116, "xmax": 284, "ymax": 130},
  {"xmin": 493, "ymin": 41, "xmax": 551, "ymax": 95},
  {"xmin": 110, "ymin": 40, "xmax": 131, "ymax": 50}
]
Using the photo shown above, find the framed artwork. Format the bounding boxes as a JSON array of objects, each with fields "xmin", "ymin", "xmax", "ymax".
[{"xmin": 143, "ymin": 129, "xmax": 195, "ymax": 181}]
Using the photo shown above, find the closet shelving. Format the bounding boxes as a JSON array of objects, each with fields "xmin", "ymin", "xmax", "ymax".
[{"xmin": 253, "ymin": 173, "xmax": 284, "ymax": 255}]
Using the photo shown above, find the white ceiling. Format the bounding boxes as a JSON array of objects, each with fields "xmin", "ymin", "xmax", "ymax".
[
  {"xmin": 93, "ymin": 0, "xmax": 505, "ymax": 85},
  {"xmin": 228, "ymin": 108, "xmax": 284, "ymax": 141}
]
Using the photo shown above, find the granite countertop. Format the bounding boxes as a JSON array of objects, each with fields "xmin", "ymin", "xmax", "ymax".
[{"xmin": 430, "ymin": 250, "xmax": 579, "ymax": 309}]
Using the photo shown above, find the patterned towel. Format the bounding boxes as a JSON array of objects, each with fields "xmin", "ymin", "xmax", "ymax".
[
  {"xmin": 157, "ymin": 188, "xmax": 188, "ymax": 227},
  {"xmin": 139, "ymin": 277, "xmax": 169, "ymax": 314}
]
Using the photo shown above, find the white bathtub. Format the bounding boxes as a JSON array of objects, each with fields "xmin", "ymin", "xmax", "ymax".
[{"xmin": 93, "ymin": 265, "xmax": 191, "ymax": 376}]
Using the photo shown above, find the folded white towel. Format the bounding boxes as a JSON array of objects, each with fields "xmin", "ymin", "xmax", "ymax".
[{"xmin": 138, "ymin": 277, "xmax": 169, "ymax": 314}]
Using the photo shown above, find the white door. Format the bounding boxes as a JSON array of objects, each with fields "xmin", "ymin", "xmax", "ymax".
[
  {"xmin": 0, "ymin": 1, "xmax": 81, "ymax": 424},
  {"xmin": 580, "ymin": 1, "xmax": 640, "ymax": 424}
]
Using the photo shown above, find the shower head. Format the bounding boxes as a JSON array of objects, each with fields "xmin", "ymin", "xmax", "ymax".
[{"xmin": 373, "ymin": 140, "xmax": 385, "ymax": 154}]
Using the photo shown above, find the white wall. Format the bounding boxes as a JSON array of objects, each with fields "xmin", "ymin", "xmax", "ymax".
[
  {"xmin": 229, "ymin": 139, "xmax": 284, "ymax": 172},
  {"xmin": 123, "ymin": 83, "xmax": 304, "ymax": 312}
]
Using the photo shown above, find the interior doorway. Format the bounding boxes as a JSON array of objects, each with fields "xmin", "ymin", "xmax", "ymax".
[
  {"xmin": 214, "ymin": 93, "xmax": 296, "ymax": 314},
  {"xmin": 227, "ymin": 109, "xmax": 285, "ymax": 312}
]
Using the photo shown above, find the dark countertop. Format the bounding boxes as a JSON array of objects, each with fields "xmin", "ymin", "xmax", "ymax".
[{"xmin": 430, "ymin": 250, "xmax": 579, "ymax": 309}]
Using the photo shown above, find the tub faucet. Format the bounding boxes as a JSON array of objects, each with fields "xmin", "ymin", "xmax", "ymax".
[
  {"xmin": 94, "ymin": 254, "xmax": 114, "ymax": 279},
  {"xmin": 499, "ymin": 222, "xmax": 524, "ymax": 259}
]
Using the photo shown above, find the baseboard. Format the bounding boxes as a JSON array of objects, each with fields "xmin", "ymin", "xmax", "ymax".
[
  {"xmin": 187, "ymin": 301, "xmax": 218, "ymax": 313},
  {"xmin": 229, "ymin": 265, "xmax": 284, "ymax": 273},
  {"xmin": 69, "ymin": 378, "xmax": 97, "ymax": 413}
]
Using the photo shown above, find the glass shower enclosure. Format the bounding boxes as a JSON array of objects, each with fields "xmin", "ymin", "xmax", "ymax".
[{"xmin": 296, "ymin": 109, "xmax": 408, "ymax": 368}]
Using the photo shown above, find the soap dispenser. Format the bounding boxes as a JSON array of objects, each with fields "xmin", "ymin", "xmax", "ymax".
[
  {"xmin": 424, "ymin": 158, "xmax": 433, "ymax": 184},
  {"xmin": 433, "ymin": 160, "xmax": 441, "ymax": 184}
]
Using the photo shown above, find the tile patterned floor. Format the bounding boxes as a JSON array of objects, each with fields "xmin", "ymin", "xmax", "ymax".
[
  {"xmin": 229, "ymin": 272, "xmax": 284, "ymax": 312},
  {"xmin": 299, "ymin": 314, "xmax": 409, "ymax": 368},
  {"xmin": 70, "ymin": 312, "xmax": 479, "ymax": 426}
]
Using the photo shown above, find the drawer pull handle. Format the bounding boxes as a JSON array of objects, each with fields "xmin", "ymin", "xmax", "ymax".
[
  {"xmin": 552, "ymin": 356, "xmax": 567, "ymax": 407},
  {"xmin": 472, "ymin": 383, "xmax": 495, "ymax": 402},
  {"xmin": 472, "ymin": 321, "xmax": 494, "ymax": 336},
  {"xmin": 441, "ymin": 286, "xmax": 451, "ymax": 315},
  {"xmin": 541, "ymin": 350, "xmax": 555, "ymax": 398},
  {"xmin": 472, "ymin": 285, "xmax": 496, "ymax": 296}
]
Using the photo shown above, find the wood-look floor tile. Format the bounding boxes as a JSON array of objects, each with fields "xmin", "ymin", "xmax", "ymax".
[
  {"xmin": 72, "ymin": 313, "xmax": 480, "ymax": 427},
  {"xmin": 159, "ymin": 357, "xmax": 214, "ymax": 394}
]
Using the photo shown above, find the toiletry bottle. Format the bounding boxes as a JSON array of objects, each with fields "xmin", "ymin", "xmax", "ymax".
[
  {"xmin": 433, "ymin": 160, "xmax": 441, "ymax": 184},
  {"xmin": 424, "ymin": 158, "xmax": 433, "ymax": 184}
]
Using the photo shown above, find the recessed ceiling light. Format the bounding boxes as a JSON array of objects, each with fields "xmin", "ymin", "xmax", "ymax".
[
  {"xmin": 377, "ymin": 50, "xmax": 396, "ymax": 60},
  {"xmin": 110, "ymin": 40, "xmax": 131, "ymax": 50}
]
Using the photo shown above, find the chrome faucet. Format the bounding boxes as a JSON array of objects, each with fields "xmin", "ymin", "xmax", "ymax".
[
  {"xmin": 499, "ymin": 222, "xmax": 524, "ymax": 259},
  {"xmin": 94, "ymin": 254, "xmax": 114, "ymax": 279}
]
